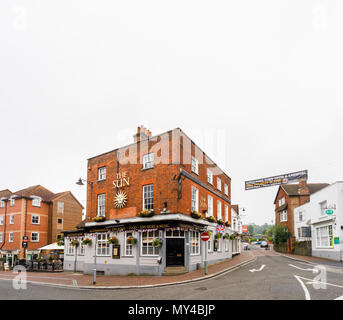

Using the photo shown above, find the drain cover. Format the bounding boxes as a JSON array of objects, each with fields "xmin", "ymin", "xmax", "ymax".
[{"xmin": 194, "ymin": 287, "xmax": 207, "ymax": 291}]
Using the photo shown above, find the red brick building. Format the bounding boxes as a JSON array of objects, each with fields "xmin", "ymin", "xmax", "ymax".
[
  {"xmin": 0, "ymin": 185, "xmax": 83, "ymax": 266},
  {"xmin": 63, "ymin": 126, "xmax": 236, "ymax": 276},
  {"xmin": 274, "ymin": 180, "xmax": 329, "ymax": 248}
]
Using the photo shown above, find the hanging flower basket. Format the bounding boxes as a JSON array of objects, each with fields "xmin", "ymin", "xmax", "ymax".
[
  {"xmin": 224, "ymin": 233, "xmax": 230, "ymax": 240},
  {"xmin": 139, "ymin": 209, "xmax": 155, "ymax": 217},
  {"xmin": 208, "ymin": 231, "xmax": 212, "ymax": 237},
  {"xmin": 207, "ymin": 216, "xmax": 217, "ymax": 223},
  {"xmin": 217, "ymin": 219, "xmax": 224, "ymax": 225},
  {"xmin": 230, "ymin": 234, "xmax": 236, "ymax": 240},
  {"xmin": 152, "ymin": 238, "xmax": 162, "ymax": 247},
  {"xmin": 81, "ymin": 238, "xmax": 92, "ymax": 246},
  {"xmin": 126, "ymin": 236, "xmax": 137, "ymax": 245},
  {"xmin": 225, "ymin": 221, "xmax": 231, "ymax": 227},
  {"xmin": 92, "ymin": 216, "xmax": 106, "ymax": 222},
  {"xmin": 108, "ymin": 236, "xmax": 119, "ymax": 245},
  {"xmin": 191, "ymin": 211, "xmax": 201, "ymax": 219},
  {"xmin": 215, "ymin": 233, "xmax": 222, "ymax": 240},
  {"xmin": 70, "ymin": 239, "xmax": 80, "ymax": 247},
  {"xmin": 57, "ymin": 240, "xmax": 64, "ymax": 246}
]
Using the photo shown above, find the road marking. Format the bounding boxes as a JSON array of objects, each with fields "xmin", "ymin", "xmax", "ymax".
[
  {"xmin": 294, "ymin": 275, "xmax": 311, "ymax": 300},
  {"xmin": 249, "ymin": 265, "xmax": 266, "ymax": 273},
  {"xmin": 289, "ymin": 264, "xmax": 319, "ymax": 273},
  {"xmin": 335, "ymin": 295, "xmax": 343, "ymax": 300},
  {"xmin": 72, "ymin": 280, "xmax": 78, "ymax": 287}
]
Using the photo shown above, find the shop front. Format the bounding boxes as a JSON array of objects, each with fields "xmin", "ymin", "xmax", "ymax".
[{"xmin": 63, "ymin": 214, "xmax": 235, "ymax": 276}]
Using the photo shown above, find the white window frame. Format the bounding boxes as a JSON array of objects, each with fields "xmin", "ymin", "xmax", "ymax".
[
  {"xmin": 217, "ymin": 177, "xmax": 222, "ymax": 191},
  {"xmin": 191, "ymin": 187, "xmax": 199, "ymax": 212},
  {"xmin": 165, "ymin": 230, "xmax": 185, "ymax": 238},
  {"xmin": 97, "ymin": 194, "xmax": 106, "ymax": 217},
  {"xmin": 9, "ymin": 232, "xmax": 13, "ymax": 242},
  {"xmin": 79, "ymin": 239, "xmax": 85, "ymax": 255},
  {"xmin": 0, "ymin": 200, "xmax": 4, "ymax": 208},
  {"xmin": 224, "ymin": 205, "xmax": 229, "ymax": 222},
  {"xmin": 316, "ymin": 225, "xmax": 333, "ymax": 248},
  {"xmin": 279, "ymin": 197, "xmax": 285, "ymax": 206},
  {"xmin": 9, "ymin": 215, "xmax": 14, "ymax": 225},
  {"xmin": 217, "ymin": 200, "xmax": 222, "ymax": 220},
  {"xmin": 191, "ymin": 157, "xmax": 199, "ymax": 175},
  {"xmin": 208, "ymin": 232, "xmax": 213, "ymax": 252},
  {"xmin": 96, "ymin": 233, "xmax": 110, "ymax": 256},
  {"xmin": 125, "ymin": 231, "xmax": 134, "ymax": 256},
  {"xmin": 207, "ymin": 195, "xmax": 213, "ymax": 217},
  {"xmin": 320, "ymin": 201, "xmax": 327, "ymax": 216},
  {"xmin": 67, "ymin": 239, "xmax": 75, "ymax": 255},
  {"xmin": 142, "ymin": 153, "xmax": 154, "ymax": 169},
  {"xmin": 98, "ymin": 166, "xmax": 106, "ymax": 181},
  {"xmin": 57, "ymin": 201, "xmax": 64, "ymax": 214},
  {"xmin": 298, "ymin": 211, "xmax": 304, "ymax": 222},
  {"xmin": 207, "ymin": 169, "xmax": 213, "ymax": 184},
  {"xmin": 225, "ymin": 238, "xmax": 229, "ymax": 251},
  {"xmin": 32, "ymin": 197, "xmax": 41, "ymax": 207},
  {"xmin": 280, "ymin": 210, "xmax": 287, "ymax": 222},
  {"xmin": 224, "ymin": 184, "xmax": 228, "ymax": 196},
  {"xmin": 0, "ymin": 216, "xmax": 3, "ymax": 225},
  {"xmin": 142, "ymin": 184, "xmax": 154, "ymax": 210},
  {"xmin": 0, "ymin": 232, "xmax": 2, "ymax": 243},
  {"xmin": 31, "ymin": 215, "xmax": 40, "ymax": 225},
  {"xmin": 190, "ymin": 231, "xmax": 200, "ymax": 255},
  {"xmin": 217, "ymin": 237, "xmax": 221, "ymax": 252},
  {"xmin": 10, "ymin": 198, "xmax": 15, "ymax": 206},
  {"xmin": 31, "ymin": 232, "xmax": 39, "ymax": 242},
  {"xmin": 141, "ymin": 230, "xmax": 159, "ymax": 256}
]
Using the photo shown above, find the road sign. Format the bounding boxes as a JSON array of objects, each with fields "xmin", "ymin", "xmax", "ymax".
[
  {"xmin": 245, "ymin": 170, "xmax": 308, "ymax": 190},
  {"xmin": 200, "ymin": 232, "xmax": 210, "ymax": 242},
  {"xmin": 326, "ymin": 209, "xmax": 334, "ymax": 215},
  {"xmin": 22, "ymin": 242, "xmax": 28, "ymax": 248}
]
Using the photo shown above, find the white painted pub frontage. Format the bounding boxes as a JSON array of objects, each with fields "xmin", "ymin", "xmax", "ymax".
[{"xmin": 63, "ymin": 214, "xmax": 241, "ymax": 276}]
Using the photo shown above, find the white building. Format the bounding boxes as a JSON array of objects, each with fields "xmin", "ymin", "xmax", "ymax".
[
  {"xmin": 231, "ymin": 205, "xmax": 242, "ymax": 255},
  {"xmin": 294, "ymin": 182, "xmax": 343, "ymax": 261}
]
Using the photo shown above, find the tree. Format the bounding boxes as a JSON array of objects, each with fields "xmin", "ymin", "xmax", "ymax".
[
  {"xmin": 248, "ymin": 225, "xmax": 254, "ymax": 234},
  {"xmin": 273, "ymin": 225, "xmax": 291, "ymax": 244}
]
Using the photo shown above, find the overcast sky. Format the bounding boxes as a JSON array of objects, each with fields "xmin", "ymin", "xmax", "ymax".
[{"xmin": 1, "ymin": 1, "xmax": 342, "ymax": 225}]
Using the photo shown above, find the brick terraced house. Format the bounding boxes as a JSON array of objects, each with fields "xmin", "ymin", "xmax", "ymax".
[
  {"xmin": 274, "ymin": 180, "xmax": 329, "ymax": 251},
  {"xmin": 63, "ymin": 126, "xmax": 240, "ymax": 276},
  {"xmin": 0, "ymin": 185, "xmax": 83, "ymax": 266}
]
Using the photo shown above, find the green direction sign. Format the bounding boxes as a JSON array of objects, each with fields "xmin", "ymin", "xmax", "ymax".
[
  {"xmin": 334, "ymin": 237, "xmax": 340, "ymax": 245},
  {"xmin": 326, "ymin": 209, "xmax": 334, "ymax": 215}
]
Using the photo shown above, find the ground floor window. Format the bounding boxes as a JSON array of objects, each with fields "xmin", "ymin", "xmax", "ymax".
[
  {"xmin": 79, "ymin": 239, "xmax": 85, "ymax": 255},
  {"xmin": 190, "ymin": 231, "xmax": 200, "ymax": 255},
  {"xmin": 125, "ymin": 232, "xmax": 134, "ymax": 256},
  {"xmin": 67, "ymin": 239, "xmax": 74, "ymax": 255},
  {"xmin": 225, "ymin": 239, "xmax": 229, "ymax": 251},
  {"xmin": 165, "ymin": 230, "xmax": 185, "ymax": 238},
  {"xmin": 217, "ymin": 238, "xmax": 221, "ymax": 252},
  {"xmin": 208, "ymin": 233, "xmax": 213, "ymax": 252},
  {"xmin": 97, "ymin": 233, "xmax": 110, "ymax": 256},
  {"xmin": 141, "ymin": 230, "xmax": 159, "ymax": 256},
  {"xmin": 315, "ymin": 225, "xmax": 333, "ymax": 248}
]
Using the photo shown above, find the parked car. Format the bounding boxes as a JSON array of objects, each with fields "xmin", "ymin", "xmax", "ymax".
[
  {"xmin": 243, "ymin": 243, "xmax": 250, "ymax": 250},
  {"xmin": 256, "ymin": 241, "xmax": 262, "ymax": 245},
  {"xmin": 260, "ymin": 241, "xmax": 268, "ymax": 248},
  {"xmin": 251, "ymin": 241, "xmax": 257, "ymax": 245}
]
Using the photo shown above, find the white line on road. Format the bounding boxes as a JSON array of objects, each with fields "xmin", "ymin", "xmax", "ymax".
[
  {"xmin": 289, "ymin": 264, "xmax": 319, "ymax": 273},
  {"xmin": 335, "ymin": 295, "xmax": 343, "ymax": 300},
  {"xmin": 249, "ymin": 265, "xmax": 266, "ymax": 273},
  {"xmin": 294, "ymin": 275, "xmax": 311, "ymax": 300}
]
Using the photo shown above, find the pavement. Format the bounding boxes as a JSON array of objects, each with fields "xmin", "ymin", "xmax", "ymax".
[
  {"xmin": 1, "ymin": 246, "xmax": 343, "ymax": 300},
  {"xmin": 0, "ymin": 250, "xmax": 257, "ymax": 289}
]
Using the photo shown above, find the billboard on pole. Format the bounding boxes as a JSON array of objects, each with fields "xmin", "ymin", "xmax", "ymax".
[{"xmin": 245, "ymin": 170, "xmax": 308, "ymax": 191}]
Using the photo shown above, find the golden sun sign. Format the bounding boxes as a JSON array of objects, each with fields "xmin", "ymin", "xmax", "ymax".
[{"xmin": 114, "ymin": 190, "xmax": 128, "ymax": 208}]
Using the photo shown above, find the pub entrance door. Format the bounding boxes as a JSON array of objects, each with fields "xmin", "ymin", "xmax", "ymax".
[{"xmin": 166, "ymin": 238, "xmax": 185, "ymax": 266}]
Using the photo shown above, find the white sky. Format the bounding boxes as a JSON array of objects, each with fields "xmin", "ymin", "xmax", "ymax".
[{"xmin": 0, "ymin": 1, "xmax": 342, "ymax": 225}]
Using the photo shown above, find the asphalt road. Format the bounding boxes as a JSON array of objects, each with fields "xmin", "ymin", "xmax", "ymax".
[{"xmin": 1, "ymin": 247, "xmax": 343, "ymax": 300}]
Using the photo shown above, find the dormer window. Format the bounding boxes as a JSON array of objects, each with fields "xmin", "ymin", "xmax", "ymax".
[
  {"xmin": 10, "ymin": 197, "xmax": 15, "ymax": 206},
  {"xmin": 217, "ymin": 177, "xmax": 222, "ymax": 191},
  {"xmin": 0, "ymin": 200, "xmax": 4, "ymax": 208},
  {"xmin": 143, "ymin": 153, "xmax": 154, "ymax": 169},
  {"xmin": 32, "ymin": 197, "xmax": 42, "ymax": 207}
]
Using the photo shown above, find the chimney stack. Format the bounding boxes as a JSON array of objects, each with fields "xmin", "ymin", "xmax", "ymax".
[
  {"xmin": 133, "ymin": 125, "xmax": 152, "ymax": 143},
  {"xmin": 298, "ymin": 179, "xmax": 309, "ymax": 195}
]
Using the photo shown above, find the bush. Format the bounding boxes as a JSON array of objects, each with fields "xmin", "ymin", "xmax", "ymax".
[{"xmin": 273, "ymin": 225, "xmax": 291, "ymax": 245}]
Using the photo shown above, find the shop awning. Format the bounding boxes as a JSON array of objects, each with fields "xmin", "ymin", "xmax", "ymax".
[{"xmin": 38, "ymin": 242, "xmax": 64, "ymax": 250}]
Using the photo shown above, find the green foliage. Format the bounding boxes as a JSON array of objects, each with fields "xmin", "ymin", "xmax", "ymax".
[
  {"xmin": 273, "ymin": 225, "xmax": 291, "ymax": 244},
  {"xmin": 244, "ymin": 236, "xmax": 250, "ymax": 242}
]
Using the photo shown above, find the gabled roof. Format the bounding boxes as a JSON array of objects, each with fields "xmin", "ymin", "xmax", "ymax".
[
  {"xmin": 0, "ymin": 189, "xmax": 12, "ymax": 199},
  {"xmin": 13, "ymin": 185, "xmax": 55, "ymax": 201},
  {"xmin": 49, "ymin": 191, "xmax": 84, "ymax": 209},
  {"xmin": 231, "ymin": 205, "xmax": 239, "ymax": 214},
  {"xmin": 273, "ymin": 183, "xmax": 330, "ymax": 204}
]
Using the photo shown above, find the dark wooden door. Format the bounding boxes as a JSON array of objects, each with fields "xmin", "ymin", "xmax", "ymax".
[{"xmin": 166, "ymin": 238, "xmax": 185, "ymax": 266}]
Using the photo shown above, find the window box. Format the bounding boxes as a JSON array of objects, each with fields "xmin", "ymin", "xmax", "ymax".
[
  {"xmin": 225, "ymin": 221, "xmax": 231, "ymax": 227},
  {"xmin": 190, "ymin": 211, "xmax": 201, "ymax": 219},
  {"xmin": 57, "ymin": 239, "xmax": 64, "ymax": 246},
  {"xmin": 92, "ymin": 216, "xmax": 106, "ymax": 222},
  {"xmin": 207, "ymin": 216, "xmax": 217, "ymax": 223},
  {"xmin": 224, "ymin": 233, "xmax": 230, "ymax": 240},
  {"xmin": 215, "ymin": 233, "xmax": 222, "ymax": 240},
  {"xmin": 217, "ymin": 219, "xmax": 224, "ymax": 225},
  {"xmin": 139, "ymin": 209, "xmax": 155, "ymax": 217}
]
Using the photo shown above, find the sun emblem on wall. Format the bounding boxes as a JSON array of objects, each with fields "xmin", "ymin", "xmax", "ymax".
[{"xmin": 114, "ymin": 190, "xmax": 128, "ymax": 208}]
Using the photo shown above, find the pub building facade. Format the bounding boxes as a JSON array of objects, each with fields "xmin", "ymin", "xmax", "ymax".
[{"xmin": 63, "ymin": 126, "xmax": 241, "ymax": 275}]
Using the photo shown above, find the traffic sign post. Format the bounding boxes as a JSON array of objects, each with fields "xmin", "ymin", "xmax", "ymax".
[{"xmin": 201, "ymin": 232, "xmax": 210, "ymax": 275}]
